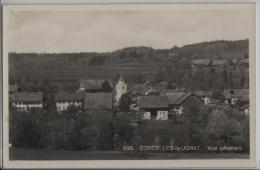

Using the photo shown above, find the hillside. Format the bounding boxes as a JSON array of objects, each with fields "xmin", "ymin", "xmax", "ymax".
[{"xmin": 9, "ymin": 39, "xmax": 249, "ymax": 92}]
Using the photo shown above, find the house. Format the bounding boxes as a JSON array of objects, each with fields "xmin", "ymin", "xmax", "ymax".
[
  {"xmin": 9, "ymin": 84, "xmax": 19, "ymax": 101},
  {"xmin": 239, "ymin": 103, "xmax": 249, "ymax": 116},
  {"xmin": 211, "ymin": 60, "xmax": 228, "ymax": 68},
  {"xmin": 128, "ymin": 81, "xmax": 155, "ymax": 104},
  {"xmin": 54, "ymin": 93, "xmax": 84, "ymax": 112},
  {"xmin": 129, "ymin": 81, "xmax": 158, "ymax": 103},
  {"xmin": 231, "ymin": 59, "xmax": 239, "ymax": 65},
  {"xmin": 238, "ymin": 59, "xmax": 249, "ymax": 68},
  {"xmin": 9, "ymin": 84, "xmax": 18, "ymax": 94},
  {"xmin": 139, "ymin": 96, "xmax": 169, "ymax": 120},
  {"xmin": 78, "ymin": 79, "xmax": 113, "ymax": 93},
  {"xmin": 84, "ymin": 92, "xmax": 114, "ymax": 110},
  {"xmin": 165, "ymin": 91, "xmax": 203, "ymax": 114},
  {"xmin": 144, "ymin": 81, "xmax": 168, "ymax": 96},
  {"xmin": 192, "ymin": 91, "xmax": 213, "ymax": 105},
  {"xmin": 11, "ymin": 92, "xmax": 43, "ymax": 112},
  {"xmin": 190, "ymin": 59, "xmax": 211, "ymax": 68},
  {"xmin": 223, "ymin": 89, "xmax": 249, "ymax": 106},
  {"xmin": 130, "ymin": 84, "xmax": 146, "ymax": 96},
  {"xmin": 129, "ymin": 84, "xmax": 146, "ymax": 103}
]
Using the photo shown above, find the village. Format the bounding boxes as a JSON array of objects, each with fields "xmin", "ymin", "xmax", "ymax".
[
  {"xmin": 7, "ymin": 41, "xmax": 251, "ymax": 160},
  {"xmin": 3, "ymin": 1, "xmax": 255, "ymax": 163},
  {"xmin": 9, "ymin": 57, "xmax": 249, "ymax": 121}
]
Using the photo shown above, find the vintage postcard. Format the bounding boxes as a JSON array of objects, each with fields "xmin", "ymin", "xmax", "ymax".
[{"xmin": 2, "ymin": 4, "xmax": 256, "ymax": 169}]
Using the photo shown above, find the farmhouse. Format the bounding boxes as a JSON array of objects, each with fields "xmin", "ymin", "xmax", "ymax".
[
  {"xmin": 144, "ymin": 81, "xmax": 168, "ymax": 96},
  {"xmin": 9, "ymin": 84, "xmax": 18, "ymax": 94},
  {"xmin": 239, "ymin": 103, "xmax": 249, "ymax": 116},
  {"xmin": 9, "ymin": 84, "xmax": 19, "ymax": 101},
  {"xmin": 212, "ymin": 60, "xmax": 228, "ymax": 68},
  {"xmin": 139, "ymin": 96, "xmax": 169, "ymax": 120},
  {"xmin": 223, "ymin": 89, "xmax": 249, "ymax": 106},
  {"xmin": 238, "ymin": 59, "xmax": 249, "ymax": 68},
  {"xmin": 78, "ymin": 79, "xmax": 113, "ymax": 93},
  {"xmin": 129, "ymin": 84, "xmax": 146, "ymax": 96},
  {"xmin": 192, "ymin": 91, "xmax": 213, "ymax": 105},
  {"xmin": 165, "ymin": 91, "xmax": 203, "ymax": 114},
  {"xmin": 11, "ymin": 92, "xmax": 43, "ymax": 112},
  {"xmin": 190, "ymin": 59, "xmax": 211, "ymax": 68},
  {"xmin": 84, "ymin": 92, "xmax": 114, "ymax": 110},
  {"xmin": 54, "ymin": 93, "xmax": 84, "ymax": 112},
  {"xmin": 129, "ymin": 84, "xmax": 146, "ymax": 103}
]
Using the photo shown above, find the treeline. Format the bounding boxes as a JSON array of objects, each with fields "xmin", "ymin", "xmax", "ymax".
[
  {"xmin": 9, "ymin": 39, "xmax": 249, "ymax": 70},
  {"xmin": 10, "ymin": 103, "xmax": 249, "ymax": 153},
  {"xmin": 9, "ymin": 39, "xmax": 249, "ymax": 92},
  {"xmin": 152, "ymin": 61, "xmax": 249, "ymax": 90},
  {"xmin": 179, "ymin": 39, "xmax": 249, "ymax": 58}
]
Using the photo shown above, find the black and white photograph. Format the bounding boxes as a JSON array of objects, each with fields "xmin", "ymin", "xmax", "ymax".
[{"xmin": 2, "ymin": 4, "xmax": 256, "ymax": 169}]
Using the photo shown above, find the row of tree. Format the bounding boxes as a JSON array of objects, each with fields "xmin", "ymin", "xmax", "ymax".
[{"xmin": 10, "ymin": 103, "xmax": 249, "ymax": 153}]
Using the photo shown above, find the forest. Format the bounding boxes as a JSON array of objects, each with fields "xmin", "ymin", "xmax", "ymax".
[{"xmin": 9, "ymin": 39, "xmax": 249, "ymax": 92}]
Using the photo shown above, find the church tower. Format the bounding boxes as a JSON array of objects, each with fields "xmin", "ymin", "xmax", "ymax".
[{"xmin": 115, "ymin": 74, "xmax": 127, "ymax": 103}]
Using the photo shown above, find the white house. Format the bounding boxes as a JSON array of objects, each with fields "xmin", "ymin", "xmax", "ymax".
[
  {"xmin": 54, "ymin": 93, "xmax": 84, "ymax": 112},
  {"xmin": 11, "ymin": 92, "xmax": 43, "ymax": 112},
  {"xmin": 240, "ymin": 104, "xmax": 249, "ymax": 115},
  {"xmin": 223, "ymin": 89, "xmax": 249, "ymax": 106},
  {"xmin": 139, "ymin": 96, "xmax": 169, "ymax": 120}
]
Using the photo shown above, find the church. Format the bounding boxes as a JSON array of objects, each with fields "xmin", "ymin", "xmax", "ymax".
[{"xmin": 115, "ymin": 75, "xmax": 127, "ymax": 104}]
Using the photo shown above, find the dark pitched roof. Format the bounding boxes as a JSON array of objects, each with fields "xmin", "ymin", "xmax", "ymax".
[
  {"xmin": 165, "ymin": 92, "xmax": 192, "ymax": 105},
  {"xmin": 129, "ymin": 84, "xmax": 145, "ymax": 94},
  {"xmin": 223, "ymin": 89, "xmax": 249, "ymax": 101},
  {"xmin": 54, "ymin": 93, "xmax": 84, "ymax": 101},
  {"xmin": 79, "ymin": 79, "xmax": 113, "ymax": 90},
  {"xmin": 84, "ymin": 93, "xmax": 113, "ymax": 109},
  {"xmin": 9, "ymin": 84, "xmax": 18, "ymax": 92},
  {"xmin": 12, "ymin": 92, "xmax": 43, "ymax": 102},
  {"xmin": 190, "ymin": 59, "xmax": 211, "ymax": 65},
  {"xmin": 240, "ymin": 103, "xmax": 249, "ymax": 110},
  {"xmin": 143, "ymin": 81, "xmax": 152, "ymax": 87},
  {"xmin": 139, "ymin": 96, "xmax": 168, "ymax": 109}
]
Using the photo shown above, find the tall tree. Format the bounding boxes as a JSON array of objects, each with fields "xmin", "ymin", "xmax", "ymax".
[
  {"xmin": 119, "ymin": 94, "xmax": 131, "ymax": 112},
  {"xmin": 42, "ymin": 79, "xmax": 56, "ymax": 111},
  {"xmin": 223, "ymin": 69, "xmax": 229, "ymax": 87}
]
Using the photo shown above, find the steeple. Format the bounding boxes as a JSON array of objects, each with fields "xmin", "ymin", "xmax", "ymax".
[
  {"xmin": 119, "ymin": 74, "xmax": 124, "ymax": 81},
  {"xmin": 115, "ymin": 74, "xmax": 127, "ymax": 103}
]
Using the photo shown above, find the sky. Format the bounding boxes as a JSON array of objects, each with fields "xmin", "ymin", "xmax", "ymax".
[{"xmin": 7, "ymin": 4, "xmax": 255, "ymax": 53}]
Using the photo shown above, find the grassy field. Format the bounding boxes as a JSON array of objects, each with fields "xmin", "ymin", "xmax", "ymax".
[
  {"xmin": 9, "ymin": 63, "xmax": 163, "ymax": 82},
  {"xmin": 10, "ymin": 147, "xmax": 249, "ymax": 160}
]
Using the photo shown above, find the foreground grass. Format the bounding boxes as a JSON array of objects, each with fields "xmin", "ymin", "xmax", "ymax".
[{"xmin": 10, "ymin": 147, "xmax": 249, "ymax": 160}]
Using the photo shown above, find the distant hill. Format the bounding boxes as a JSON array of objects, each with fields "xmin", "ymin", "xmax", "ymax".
[
  {"xmin": 9, "ymin": 39, "xmax": 249, "ymax": 91},
  {"xmin": 176, "ymin": 39, "xmax": 249, "ymax": 60},
  {"xmin": 9, "ymin": 39, "xmax": 249, "ymax": 67}
]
